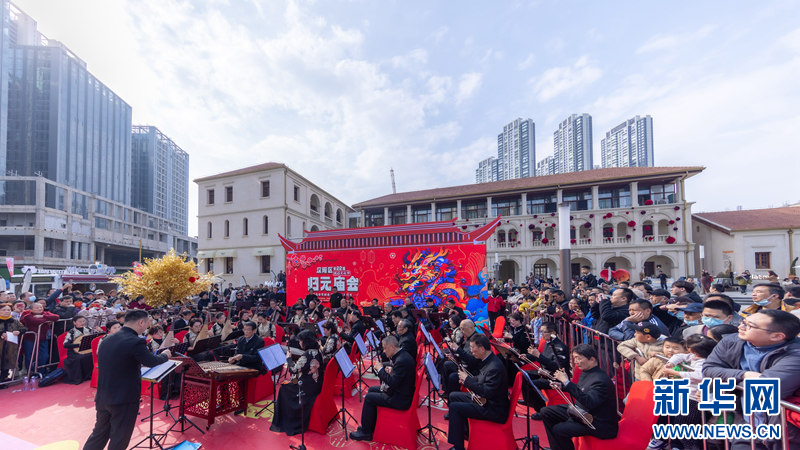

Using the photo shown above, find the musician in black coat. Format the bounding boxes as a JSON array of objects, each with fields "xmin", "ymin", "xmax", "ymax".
[
  {"xmin": 443, "ymin": 319, "xmax": 480, "ymax": 396},
  {"xmin": 447, "ymin": 334, "xmax": 509, "ymax": 450},
  {"xmin": 522, "ymin": 322, "xmax": 571, "ymax": 409},
  {"xmin": 350, "ymin": 335, "xmax": 416, "ymax": 441},
  {"xmin": 396, "ymin": 319, "xmax": 417, "ymax": 360},
  {"xmin": 228, "ymin": 321, "xmax": 265, "ymax": 374},
  {"xmin": 84, "ymin": 310, "xmax": 171, "ymax": 450},
  {"xmin": 539, "ymin": 344, "xmax": 619, "ymax": 450}
]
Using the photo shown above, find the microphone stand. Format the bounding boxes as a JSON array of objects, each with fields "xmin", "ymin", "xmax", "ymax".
[
  {"xmin": 289, "ymin": 380, "xmax": 307, "ymax": 450},
  {"xmin": 514, "ymin": 363, "xmax": 540, "ymax": 450}
]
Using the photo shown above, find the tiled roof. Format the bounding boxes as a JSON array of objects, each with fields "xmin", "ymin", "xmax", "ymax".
[
  {"xmin": 194, "ymin": 162, "xmax": 286, "ymax": 183},
  {"xmin": 353, "ymin": 166, "xmax": 704, "ymax": 208},
  {"xmin": 693, "ymin": 206, "xmax": 800, "ymax": 232}
]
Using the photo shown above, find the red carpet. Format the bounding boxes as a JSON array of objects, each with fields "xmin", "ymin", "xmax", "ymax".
[{"xmin": 0, "ymin": 374, "xmax": 548, "ymax": 450}]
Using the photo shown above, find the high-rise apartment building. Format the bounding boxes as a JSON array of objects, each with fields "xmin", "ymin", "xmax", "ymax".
[
  {"xmin": 553, "ymin": 114, "xmax": 593, "ymax": 174},
  {"xmin": 475, "ymin": 118, "xmax": 535, "ymax": 183},
  {"xmin": 131, "ymin": 126, "xmax": 189, "ymax": 234},
  {"xmin": 475, "ymin": 157, "xmax": 497, "ymax": 183},
  {"xmin": 496, "ymin": 118, "xmax": 535, "ymax": 180},
  {"xmin": 536, "ymin": 156, "xmax": 555, "ymax": 176},
  {"xmin": 601, "ymin": 115, "xmax": 654, "ymax": 168}
]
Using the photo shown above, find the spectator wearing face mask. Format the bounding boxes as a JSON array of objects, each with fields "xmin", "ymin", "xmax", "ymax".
[{"xmin": 681, "ymin": 300, "xmax": 737, "ymax": 340}]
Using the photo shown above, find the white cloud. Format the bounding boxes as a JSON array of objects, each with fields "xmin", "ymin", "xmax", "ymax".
[
  {"xmin": 636, "ymin": 25, "xmax": 717, "ymax": 54},
  {"xmin": 532, "ymin": 56, "xmax": 603, "ymax": 102},
  {"xmin": 517, "ymin": 53, "xmax": 536, "ymax": 70},
  {"xmin": 455, "ymin": 72, "xmax": 483, "ymax": 104}
]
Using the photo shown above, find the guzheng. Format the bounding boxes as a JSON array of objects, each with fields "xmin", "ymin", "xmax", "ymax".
[{"xmin": 181, "ymin": 359, "xmax": 259, "ymax": 428}]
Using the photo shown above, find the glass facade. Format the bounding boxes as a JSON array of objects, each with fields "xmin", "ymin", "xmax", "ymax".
[{"xmin": 598, "ymin": 186, "xmax": 631, "ymax": 209}]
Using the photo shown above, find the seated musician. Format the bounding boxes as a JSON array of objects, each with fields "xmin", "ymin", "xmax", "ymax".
[
  {"xmin": 171, "ymin": 310, "xmax": 193, "ymax": 332},
  {"xmin": 256, "ymin": 312, "xmax": 276, "ymax": 339},
  {"xmin": 443, "ymin": 319, "xmax": 480, "ymax": 396},
  {"xmin": 350, "ymin": 335, "xmax": 416, "ymax": 441},
  {"xmin": 227, "ymin": 321, "xmax": 265, "ymax": 373},
  {"xmin": 388, "ymin": 310, "xmax": 403, "ymax": 335},
  {"xmin": 447, "ymin": 334, "xmax": 510, "ymax": 450},
  {"xmin": 337, "ymin": 295, "xmax": 360, "ymax": 316},
  {"xmin": 96, "ymin": 321, "xmax": 121, "ymax": 352},
  {"xmin": 340, "ymin": 310, "xmax": 366, "ymax": 354},
  {"xmin": 319, "ymin": 320, "xmax": 340, "ymax": 366},
  {"xmin": 289, "ymin": 304, "xmax": 306, "ymax": 325},
  {"xmin": 395, "ymin": 319, "xmax": 417, "ymax": 359},
  {"xmin": 305, "ymin": 299, "xmax": 322, "ymax": 322},
  {"xmin": 182, "ymin": 318, "xmax": 204, "ymax": 346},
  {"xmin": 146, "ymin": 325, "xmax": 177, "ymax": 353},
  {"xmin": 265, "ymin": 299, "xmax": 282, "ymax": 322},
  {"xmin": 62, "ymin": 314, "xmax": 95, "ymax": 385},
  {"xmin": 507, "ymin": 312, "xmax": 531, "ymax": 352},
  {"xmin": 523, "ymin": 321, "xmax": 571, "ymax": 413},
  {"xmin": 381, "ymin": 301, "xmax": 394, "ymax": 320},
  {"xmin": 236, "ymin": 310, "xmax": 253, "ymax": 331},
  {"xmin": 270, "ymin": 330, "xmax": 323, "ymax": 436},
  {"xmin": 210, "ymin": 312, "xmax": 226, "ymax": 336},
  {"xmin": 539, "ymin": 344, "xmax": 619, "ymax": 450},
  {"xmin": 443, "ymin": 298, "xmax": 465, "ymax": 320}
]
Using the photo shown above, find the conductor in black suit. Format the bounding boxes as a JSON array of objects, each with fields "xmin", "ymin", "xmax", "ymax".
[
  {"xmin": 350, "ymin": 335, "xmax": 416, "ymax": 441},
  {"xmin": 228, "ymin": 321, "xmax": 265, "ymax": 373},
  {"xmin": 84, "ymin": 309, "xmax": 171, "ymax": 450},
  {"xmin": 540, "ymin": 343, "xmax": 619, "ymax": 450},
  {"xmin": 447, "ymin": 334, "xmax": 509, "ymax": 450}
]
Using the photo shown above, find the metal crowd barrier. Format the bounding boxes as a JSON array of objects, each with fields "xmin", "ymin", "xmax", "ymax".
[{"xmin": 538, "ymin": 313, "xmax": 799, "ymax": 449}]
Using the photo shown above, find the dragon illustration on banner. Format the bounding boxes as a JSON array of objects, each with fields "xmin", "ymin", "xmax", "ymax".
[{"xmin": 393, "ymin": 248, "xmax": 468, "ymax": 308}]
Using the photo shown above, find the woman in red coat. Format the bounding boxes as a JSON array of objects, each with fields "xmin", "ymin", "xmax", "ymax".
[
  {"xmin": 485, "ymin": 288, "xmax": 505, "ymax": 330},
  {"xmin": 20, "ymin": 302, "xmax": 59, "ymax": 374}
]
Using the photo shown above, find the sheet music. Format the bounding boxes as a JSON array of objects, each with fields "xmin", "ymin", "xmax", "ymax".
[
  {"xmin": 424, "ymin": 353, "xmax": 441, "ymax": 391},
  {"xmin": 141, "ymin": 360, "xmax": 181, "ymax": 382},
  {"xmin": 317, "ymin": 319, "xmax": 327, "ymax": 336},
  {"xmin": 258, "ymin": 344, "xmax": 286, "ymax": 371},
  {"xmin": 430, "ymin": 335, "xmax": 444, "ymax": 359},
  {"xmin": 420, "ymin": 323, "xmax": 434, "ymax": 343},
  {"xmin": 375, "ymin": 320, "xmax": 385, "ymax": 334},
  {"xmin": 334, "ymin": 347, "xmax": 354, "ymax": 378},
  {"xmin": 365, "ymin": 330, "xmax": 379, "ymax": 349},
  {"xmin": 4, "ymin": 331, "xmax": 18, "ymax": 344},
  {"xmin": 354, "ymin": 333, "xmax": 367, "ymax": 355}
]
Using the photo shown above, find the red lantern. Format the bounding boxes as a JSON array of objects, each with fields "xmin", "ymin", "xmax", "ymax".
[
  {"xmin": 666, "ymin": 236, "xmax": 676, "ymax": 244},
  {"xmin": 644, "ymin": 199, "xmax": 653, "ymax": 205},
  {"xmin": 570, "ymin": 239, "xmax": 576, "ymax": 244},
  {"xmin": 541, "ymin": 238, "xmax": 549, "ymax": 244},
  {"xmin": 628, "ymin": 220, "xmax": 636, "ymax": 227},
  {"xmin": 155, "ymin": 282, "xmax": 159, "ymax": 285},
  {"xmin": 189, "ymin": 277, "xmax": 196, "ymax": 283}
]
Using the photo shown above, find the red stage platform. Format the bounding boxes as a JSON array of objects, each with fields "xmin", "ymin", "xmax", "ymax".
[{"xmin": 0, "ymin": 372, "xmax": 548, "ymax": 449}]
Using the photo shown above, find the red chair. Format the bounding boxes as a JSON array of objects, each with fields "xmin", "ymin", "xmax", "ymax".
[
  {"xmin": 573, "ymin": 380, "xmax": 656, "ymax": 450},
  {"xmin": 275, "ymin": 325, "xmax": 284, "ymax": 344},
  {"xmin": 466, "ymin": 371, "xmax": 524, "ymax": 450},
  {"xmin": 372, "ymin": 368, "xmax": 424, "ymax": 449},
  {"xmin": 492, "ymin": 316, "xmax": 506, "ymax": 338},
  {"xmin": 56, "ymin": 332, "xmax": 68, "ymax": 369},
  {"xmin": 247, "ymin": 372, "xmax": 275, "ymax": 404},
  {"xmin": 174, "ymin": 330, "xmax": 188, "ymax": 343},
  {"xmin": 90, "ymin": 338, "xmax": 101, "ymax": 388},
  {"xmin": 307, "ymin": 358, "xmax": 340, "ymax": 434}
]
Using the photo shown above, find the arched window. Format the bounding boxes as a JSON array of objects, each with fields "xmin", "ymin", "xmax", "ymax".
[
  {"xmin": 263, "ymin": 215, "xmax": 269, "ymax": 234},
  {"xmin": 224, "ymin": 220, "xmax": 230, "ymax": 237},
  {"xmin": 243, "ymin": 217, "xmax": 248, "ymax": 236},
  {"xmin": 207, "ymin": 221, "xmax": 212, "ymax": 239}
]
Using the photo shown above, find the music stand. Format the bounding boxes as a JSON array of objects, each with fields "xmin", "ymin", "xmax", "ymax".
[
  {"xmin": 417, "ymin": 353, "xmax": 447, "ymax": 448},
  {"xmin": 316, "ymin": 319, "xmax": 327, "ymax": 336},
  {"xmin": 188, "ymin": 335, "xmax": 222, "ymax": 355},
  {"xmin": 409, "ymin": 309, "xmax": 429, "ymax": 326},
  {"xmin": 78, "ymin": 333, "xmax": 104, "ymax": 353},
  {"xmin": 352, "ymin": 334, "xmax": 369, "ymax": 400},
  {"xmin": 131, "ymin": 360, "xmax": 182, "ymax": 450},
  {"xmin": 161, "ymin": 358, "xmax": 204, "ymax": 438},
  {"xmin": 256, "ymin": 344, "xmax": 287, "ymax": 417},
  {"xmin": 375, "ymin": 319, "xmax": 385, "ymax": 335},
  {"xmin": 364, "ymin": 330, "xmax": 381, "ymax": 375},
  {"xmin": 361, "ymin": 306, "xmax": 381, "ymax": 318},
  {"xmin": 418, "ymin": 325, "xmax": 444, "ymax": 407},
  {"xmin": 333, "ymin": 347, "xmax": 358, "ymax": 439},
  {"xmin": 157, "ymin": 342, "xmax": 189, "ymax": 356},
  {"xmin": 515, "ymin": 363, "xmax": 542, "ymax": 450}
]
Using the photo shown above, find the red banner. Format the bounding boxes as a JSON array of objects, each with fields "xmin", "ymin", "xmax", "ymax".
[{"xmin": 286, "ymin": 245, "xmax": 488, "ymax": 308}]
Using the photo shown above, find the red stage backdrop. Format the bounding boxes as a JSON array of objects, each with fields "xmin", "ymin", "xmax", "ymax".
[{"xmin": 279, "ymin": 218, "xmax": 500, "ymax": 308}]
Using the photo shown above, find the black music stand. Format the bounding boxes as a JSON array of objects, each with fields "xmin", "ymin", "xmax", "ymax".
[
  {"xmin": 161, "ymin": 357, "xmax": 204, "ymax": 438},
  {"xmin": 78, "ymin": 333, "xmax": 104, "ymax": 353},
  {"xmin": 333, "ymin": 347, "xmax": 358, "ymax": 439},
  {"xmin": 418, "ymin": 325, "xmax": 444, "ymax": 408},
  {"xmin": 364, "ymin": 330, "xmax": 381, "ymax": 376},
  {"xmin": 515, "ymin": 363, "xmax": 542, "ymax": 450},
  {"xmin": 255, "ymin": 344, "xmax": 287, "ymax": 417},
  {"xmin": 131, "ymin": 360, "xmax": 182, "ymax": 450},
  {"xmin": 361, "ymin": 306, "xmax": 382, "ymax": 319},
  {"xmin": 188, "ymin": 335, "xmax": 222, "ymax": 356},
  {"xmin": 157, "ymin": 342, "xmax": 189, "ymax": 356},
  {"xmin": 417, "ymin": 353, "xmax": 447, "ymax": 448},
  {"xmin": 352, "ymin": 334, "xmax": 369, "ymax": 401}
]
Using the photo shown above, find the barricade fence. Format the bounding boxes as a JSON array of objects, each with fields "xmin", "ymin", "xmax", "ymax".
[{"xmin": 539, "ymin": 313, "xmax": 799, "ymax": 450}]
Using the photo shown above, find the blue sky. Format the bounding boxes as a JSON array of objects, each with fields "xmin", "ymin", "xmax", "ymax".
[{"xmin": 15, "ymin": 0, "xmax": 800, "ymax": 236}]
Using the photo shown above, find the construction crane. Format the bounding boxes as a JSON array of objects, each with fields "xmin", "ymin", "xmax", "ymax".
[{"xmin": 390, "ymin": 168, "xmax": 396, "ymax": 194}]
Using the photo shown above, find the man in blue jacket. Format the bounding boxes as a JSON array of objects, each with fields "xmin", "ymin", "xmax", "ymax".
[{"xmin": 703, "ymin": 310, "xmax": 800, "ymax": 449}]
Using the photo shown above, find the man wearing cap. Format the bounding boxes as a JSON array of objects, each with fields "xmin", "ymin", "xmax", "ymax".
[
  {"xmin": 681, "ymin": 300, "xmax": 736, "ymax": 339},
  {"xmin": 669, "ymin": 301, "xmax": 704, "ymax": 338}
]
